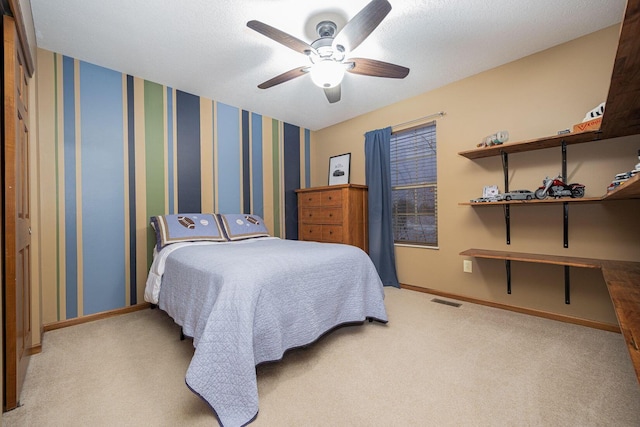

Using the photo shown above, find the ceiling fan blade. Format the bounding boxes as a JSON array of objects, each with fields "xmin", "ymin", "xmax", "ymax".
[
  {"xmin": 257, "ymin": 67, "xmax": 308, "ymax": 89},
  {"xmin": 347, "ymin": 58, "xmax": 409, "ymax": 79},
  {"xmin": 247, "ymin": 20, "xmax": 317, "ymax": 56},
  {"xmin": 324, "ymin": 85, "xmax": 341, "ymax": 103},
  {"xmin": 333, "ymin": 0, "xmax": 392, "ymax": 53}
]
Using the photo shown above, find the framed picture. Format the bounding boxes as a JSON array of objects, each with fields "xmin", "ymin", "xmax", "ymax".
[{"xmin": 328, "ymin": 153, "xmax": 351, "ymax": 185}]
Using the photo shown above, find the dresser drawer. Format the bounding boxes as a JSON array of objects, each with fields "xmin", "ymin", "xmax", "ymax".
[
  {"xmin": 300, "ymin": 224, "xmax": 342, "ymax": 243},
  {"xmin": 300, "ymin": 225, "xmax": 322, "ymax": 241},
  {"xmin": 300, "ymin": 207, "xmax": 342, "ymax": 224},
  {"xmin": 321, "ymin": 225, "xmax": 343, "ymax": 242},
  {"xmin": 321, "ymin": 190, "xmax": 342, "ymax": 206},
  {"xmin": 298, "ymin": 192, "xmax": 322, "ymax": 207}
]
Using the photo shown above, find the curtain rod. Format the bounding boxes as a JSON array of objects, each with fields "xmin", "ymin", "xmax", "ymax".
[{"xmin": 391, "ymin": 111, "xmax": 446, "ymax": 130}]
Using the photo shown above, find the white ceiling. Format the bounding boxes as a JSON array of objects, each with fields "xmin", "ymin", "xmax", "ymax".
[{"xmin": 29, "ymin": 0, "xmax": 625, "ymax": 131}]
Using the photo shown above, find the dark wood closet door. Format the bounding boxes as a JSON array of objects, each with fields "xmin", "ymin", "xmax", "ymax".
[{"xmin": 3, "ymin": 14, "xmax": 31, "ymax": 411}]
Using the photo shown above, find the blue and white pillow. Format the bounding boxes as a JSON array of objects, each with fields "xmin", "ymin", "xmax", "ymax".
[
  {"xmin": 218, "ymin": 214, "xmax": 270, "ymax": 241},
  {"xmin": 150, "ymin": 213, "xmax": 226, "ymax": 250}
]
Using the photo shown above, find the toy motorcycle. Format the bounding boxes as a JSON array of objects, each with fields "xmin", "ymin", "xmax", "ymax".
[{"xmin": 535, "ymin": 175, "xmax": 585, "ymax": 199}]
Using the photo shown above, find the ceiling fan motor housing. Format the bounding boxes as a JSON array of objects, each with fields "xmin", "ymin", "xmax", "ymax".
[
  {"xmin": 311, "ymin": 21, "xmax": 345, "ymax": 62},
  {"xmin": 316, "ymin": 21, "xmax": 337, "ymax": 38}
]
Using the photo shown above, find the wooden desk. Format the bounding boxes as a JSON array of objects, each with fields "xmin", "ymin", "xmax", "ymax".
[{"xmin": 460, "ymin": 248, "xmax": 640, "ymax": 383}]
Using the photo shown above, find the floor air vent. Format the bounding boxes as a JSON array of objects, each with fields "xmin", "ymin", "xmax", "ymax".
[{"xmin": 431, "ymin": 298, "xmax": 462, "ymax": 308}]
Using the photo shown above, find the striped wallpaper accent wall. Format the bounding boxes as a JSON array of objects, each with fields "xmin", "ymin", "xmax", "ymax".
[{"xmin": 36, "ymin": 49, "xmax": 311, "ymax": 323}]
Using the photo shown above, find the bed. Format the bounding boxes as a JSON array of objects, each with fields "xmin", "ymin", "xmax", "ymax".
[{"xmin": 144, "ymin": 213, "xmax": 388, "ymax": 426}]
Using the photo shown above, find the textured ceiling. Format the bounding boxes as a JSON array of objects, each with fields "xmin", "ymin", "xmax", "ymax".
[{"xmin": 30, "ymin": 0, "xmax": 625, "ymax": 131}]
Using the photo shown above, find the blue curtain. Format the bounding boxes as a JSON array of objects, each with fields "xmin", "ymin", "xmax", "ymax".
[{"xmin": 365, "ymin": 127, "xmax": 400, "ymax": 288}]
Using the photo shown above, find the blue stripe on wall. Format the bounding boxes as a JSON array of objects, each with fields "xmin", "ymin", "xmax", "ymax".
[
  {"xmin": 80, "ymin": 62, "xmax": 126, "ymax": 315},
  {"xmin": 127, "ymin": 75, "xmax": 137, "ymax": 305},
  {"xmin": 251, "ymin": 113, "xmax": 263, "ymax": 217},
  {"xmin": 167, "ymin": 87, "xmax": 175, "ymax": 214},
  {"xmin": 242, "ymin": 110, "xmax": 250, "ymax": 213},
  {"xmin": 176, "ymin": 90, "xmax": 201, "ymax": 213},
  {"xmin": 217, "ymin": 103, "xmax": 241, "ymax": 213},
  {"xmin": 62, "ymin": 56, "xmax": 78, "ymax": 319},
  {"xmin": 283, "ymin": 123, "xmax": 300, "ymax": 240}
]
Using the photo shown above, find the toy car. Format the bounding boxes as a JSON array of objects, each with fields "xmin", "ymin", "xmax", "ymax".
[
  {"xmin": 501, "ymin": 189, "xmax": 534, "ymax": 201},
  {"xmin": 470, "ymin": 195, "xmax": 503, "ymax": 203},
  {"xmin": 614, "ymin": 172, "xmax": 633, "ymax": 180}
]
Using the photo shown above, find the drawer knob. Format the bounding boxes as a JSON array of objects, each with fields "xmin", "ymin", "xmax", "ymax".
[
  {"xmin": 328, "ymin": 196, "xmax": 332, "ymax": 200},
  {"xmin": 329, "ymin": 231, "xmax": 333, "ymax": 235},
  {"xmin": 329, "ymin": 213, "xmax": 332, "ymax": 217}
]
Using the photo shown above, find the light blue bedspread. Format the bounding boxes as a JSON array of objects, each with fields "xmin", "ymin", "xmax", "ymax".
[{"xmin": 153, "ymin": 238, "xmax": 388, "ymax": 426}]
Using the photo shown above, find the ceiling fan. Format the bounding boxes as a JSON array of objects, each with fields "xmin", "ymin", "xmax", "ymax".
[{"xmin": 247, "ymin": 0, "xmax": 409, "ymax": 104}]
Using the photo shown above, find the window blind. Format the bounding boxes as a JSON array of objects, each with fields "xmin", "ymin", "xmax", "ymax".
[{"xmin": 390, "ymin": 122, "xmax": 438, "ymax": 247}]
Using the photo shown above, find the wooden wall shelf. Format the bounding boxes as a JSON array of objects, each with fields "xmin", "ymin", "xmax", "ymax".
[
  {"xmin": 459, "ymin": 174, "xmax": 640, "ymax": 206},
  {"xmin": 602, "ymin": 173, "xmax": 640, "ymax": 200},
  {"xmin": 460, "ymin": 248, "xmax": 602, "ymax": 269},
  {"xmin": 458, "ymin": 131, "xmax": 601, "ymax": 160},
  {"xmin": 459, "ymin": 197, "xmax": 601, "ymax": 206}
]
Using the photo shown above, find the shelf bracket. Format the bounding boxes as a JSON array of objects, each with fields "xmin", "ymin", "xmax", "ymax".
[
  {"xmin": 501, "ymin": 150, "xmax": 510, "ymax": 245},
  {"xmin": 563, "ymin": 202, "xmax": 569, "ymax": 248},
  {"xmin": 502, "ymin": 150, "xmax": 509, "ymax": 192},
  {"xmin": 561, "ymin": 140, "xmax": 567, "ymax": 181},
  {"xmin": 561, "ymin": 141, "xmax": 569, "ymax": 248},
  {"xmin": 504, "ymin": 205, "xmax": 511, "ymax": 245},
  {"xmin": 564, "ymin": 266, "xmax": 571, "ymax": 304},
  {"xmin": 505, "ymin": 259, "xmax": 511, "ymax": 294}
]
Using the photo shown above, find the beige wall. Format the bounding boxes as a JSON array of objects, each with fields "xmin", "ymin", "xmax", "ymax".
[{"xmin": 311, "ymin": 24, "xmax": 640, "ymax": 326}]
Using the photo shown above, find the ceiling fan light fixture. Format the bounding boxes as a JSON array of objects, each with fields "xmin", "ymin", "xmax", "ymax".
[
  {"xmin": 309, "ymin": 60, "xmax": 345, "ymax": 88},
  {"xmin": 249, "ymin": 0, "xmax": 408, "ymax": 101}
]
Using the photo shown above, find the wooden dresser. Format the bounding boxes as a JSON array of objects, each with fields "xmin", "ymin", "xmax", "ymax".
[{"xmin": 295, "ymin": 184, "xmax": 368, "ymax": 252}]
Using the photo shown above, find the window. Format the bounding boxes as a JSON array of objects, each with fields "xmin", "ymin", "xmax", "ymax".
[{"xmin": 390, "ymin": 122, "xmax": 437, "ymax": 247}]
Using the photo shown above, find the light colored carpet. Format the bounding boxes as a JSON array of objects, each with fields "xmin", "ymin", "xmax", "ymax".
[{"xmin": 3, "ymin": 287, "xmax": 639, "ymax": 426}]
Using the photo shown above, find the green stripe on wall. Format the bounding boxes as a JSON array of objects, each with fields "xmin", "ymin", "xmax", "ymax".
[
  {"xmin": 272, "ymin": 119, "xmax": 280, "ymax": 237},
  {"xmin": 144, "ymin": 81, "xmax": 165, "ymax": 262}
]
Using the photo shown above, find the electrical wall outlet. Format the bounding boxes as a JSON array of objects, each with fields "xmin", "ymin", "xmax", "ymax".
[{"xmin": 463, "ymin": 260, "xmax": 473, "ymax": 273}]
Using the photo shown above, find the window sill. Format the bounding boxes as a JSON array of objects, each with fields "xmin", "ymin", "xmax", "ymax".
[{"xmin": 394, "ymin": 243, "xmax": 439, "ymax": 250}]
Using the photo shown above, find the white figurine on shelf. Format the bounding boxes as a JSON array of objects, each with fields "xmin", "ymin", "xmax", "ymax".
[{"xmin": 477, "ymin": 131, "xmax": 509, "ymax": 148}]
